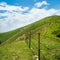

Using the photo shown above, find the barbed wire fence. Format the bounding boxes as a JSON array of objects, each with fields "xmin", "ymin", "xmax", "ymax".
[
  {"xmin": 25, "ymin": 31, "xmax": 40, "ymax": 60},
  {"xmin": 24, "ymin": 30, "xmax": 54, "ymax": 60}
]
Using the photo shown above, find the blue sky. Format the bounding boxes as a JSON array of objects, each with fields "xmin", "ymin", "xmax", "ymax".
[
  {"xmin": 0, "ymin": 0, "xmax": 60, "ymax": 32},
  {"xmin": 0, "ymin": 0, "xmax": 60, "ymax": 9}
]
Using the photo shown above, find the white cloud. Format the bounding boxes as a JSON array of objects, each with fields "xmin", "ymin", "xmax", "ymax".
[
  {"xmin": 35, "ymin": 1, "xmax": 48, "ymax": 7},
  {"xmin": 0, "ymin": 1, "xmax": 60, "ymax": 32},
  {"xmin": 0, "ymin": 2, "xmax": 7, "ymax": 6},
  {"xmin": 0, "ymin": 2, "xmax": 29, "ymax": 12},
  {"xmin": 55, "ymin": 10, "xmax": 60, "ymax": 15}
]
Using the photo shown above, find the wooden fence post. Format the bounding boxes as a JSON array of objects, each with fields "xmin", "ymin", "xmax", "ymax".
[
  {"xmin": 29, "ymin": 32, "xmax": 31, "ymax": 48},
  {"xmin": 0, "ymin": 41, "xmax": 1, "ymax": 44},
  {"xmin": 38, "ymin": 33, "xmax": 40, "ymax": 60}
]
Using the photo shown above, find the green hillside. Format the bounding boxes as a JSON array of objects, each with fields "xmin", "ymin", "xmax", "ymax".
[
  {"xmin": 0, "ymin": 15, "xmax": 60, "ymax": 60},
  {"xmin": 0, "ymin": 27, "xmax": 24, "ymax": 43}
]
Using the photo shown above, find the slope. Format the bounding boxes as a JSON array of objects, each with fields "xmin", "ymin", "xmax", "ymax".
[
  {"xmin": 0, "ymin": 27, "xmax": 23, "ymax": 43},
  {"xmin": 0, "ymin": 15, "xmax": 60, "ymax": 60}
]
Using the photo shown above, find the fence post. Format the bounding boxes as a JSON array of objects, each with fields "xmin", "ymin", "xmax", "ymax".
[
  {"xmin": 29, "ymin": 32, "xmax": 31, "ymax": 48},
  {"xmin": 38, "ymin": 33, "xmax": 40, "ymax": 60},
  {"xmin": 0, "ymin": 41, "xmax": 1, "ymax": 44}
]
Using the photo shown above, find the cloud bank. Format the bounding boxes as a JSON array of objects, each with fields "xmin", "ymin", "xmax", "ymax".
[{"xmin": 0, "ymin": 1, "xmax": 60, "ymax": 32}]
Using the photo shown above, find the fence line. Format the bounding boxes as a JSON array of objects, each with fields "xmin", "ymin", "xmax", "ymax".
[{"xmin": 25, "ymin": 32, "xmax": 40, "ymax": 60}]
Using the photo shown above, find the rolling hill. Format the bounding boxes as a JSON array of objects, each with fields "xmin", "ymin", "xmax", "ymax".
[{"xmin": 0, "ymin": 15, "xmax": 60, "ymax": 60}]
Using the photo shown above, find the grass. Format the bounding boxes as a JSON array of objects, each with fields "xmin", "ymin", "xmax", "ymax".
[
  {"xmin": 0, "ymin": 27, "xmax": 23, "ymax": 43},
  {"xmin": 0, "ymin": 40, "xmax": 33, "ymax": 60}
]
